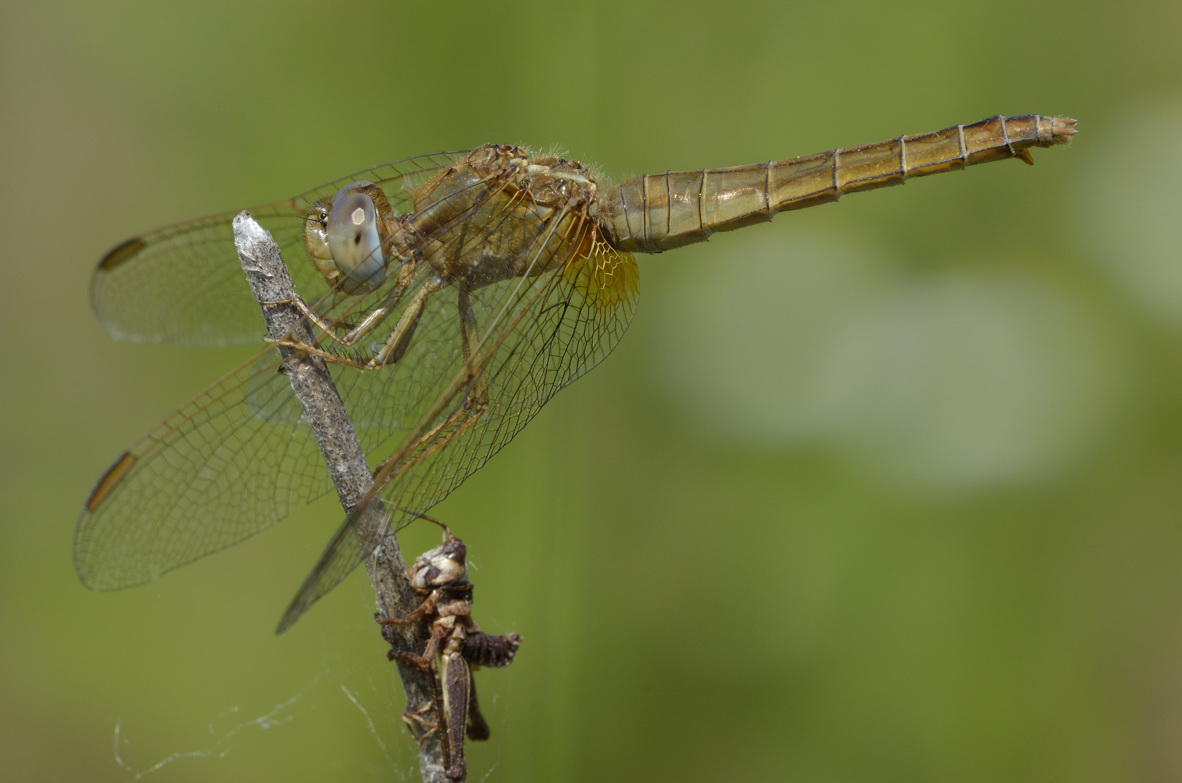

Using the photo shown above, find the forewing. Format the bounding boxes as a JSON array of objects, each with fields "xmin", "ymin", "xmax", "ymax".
[{"xmin": 90, "ymin": 152, "xmax": 467, "ymax": 346}]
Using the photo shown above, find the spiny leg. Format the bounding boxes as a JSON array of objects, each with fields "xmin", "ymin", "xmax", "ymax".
[
  {"xmin": 456, "ymin": 285, "xmax": 489, "ymax": 408},
  {"xmin": 379, "ymin": 593, "xmax": 439, "ymax": 630},
  {"xmin": 268, "ymin": 256, "xmax": 419, "ymax": 349},
  {"xmin": 400, "ymin": 665, "xmax": 452, "ymax": 772},
  {"xmin": 388, "ymin": 622, "xmax": 447, "ymax": 669},
  {"xmin": 369, "ymin": 275, "xmax": 442, "ymax": 367},
  {"xmin": 266, "ymin": 273, "xmax": 444, "ymax": 371},
  {"xmin": 402, "ymin": 701, "xmax": 440, "ymax": 744},
  {"xmin": 371, "ymin": 283, "xmax": 492, "ymax": 480}
]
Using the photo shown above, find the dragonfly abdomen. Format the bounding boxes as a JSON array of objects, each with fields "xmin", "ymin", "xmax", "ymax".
[{"xmin": 603, "ymin": 114, "xmax": 1076, "ymax": 254}]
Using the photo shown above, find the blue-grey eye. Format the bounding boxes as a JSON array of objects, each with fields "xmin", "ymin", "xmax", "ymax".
[{"xmin": 326, "ymin": 187, "xmax": 387, "ymax": 293}]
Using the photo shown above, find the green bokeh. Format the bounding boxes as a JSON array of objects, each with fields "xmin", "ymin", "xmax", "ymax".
[{"xmin": 5, "ymin": 0, "xmax": 1182, "ymax": 781}]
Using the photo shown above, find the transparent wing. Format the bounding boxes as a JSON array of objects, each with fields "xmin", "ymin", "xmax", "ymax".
[
  {"xmin": 90, "ymin": 152, "xmax": 467, "ymax": 346},
  {"xmin": 75, "ymin": 349, "xmax": 328, "ymax": 589}
]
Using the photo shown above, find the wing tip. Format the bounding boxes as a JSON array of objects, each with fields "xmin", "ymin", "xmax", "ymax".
[
  {"xmin": 97, "ymin": 237, "xmax": 147, "ymax": 272},
  {"xmin": 84, "ymin": 451, "xmax": 138, "ymax": 513}
]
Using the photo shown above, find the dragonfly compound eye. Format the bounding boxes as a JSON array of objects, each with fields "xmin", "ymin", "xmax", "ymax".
[
  {"xmin": 325, "ymin": 185, "xmax": 389, "ymax": 293},
  {"xmin": 303, "ymin": 202, "xmax": 340, "ymax": 285}
]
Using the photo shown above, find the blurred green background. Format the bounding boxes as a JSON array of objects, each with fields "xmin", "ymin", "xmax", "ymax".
[{"xmin": 4, "ymin": 0, "xmax": 1182, "ymax": 780}]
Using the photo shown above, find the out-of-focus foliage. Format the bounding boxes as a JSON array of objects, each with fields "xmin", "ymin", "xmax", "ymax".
[{"xmin": 4, "ymin": 0, "xmax": 1182, "ymax": 781}]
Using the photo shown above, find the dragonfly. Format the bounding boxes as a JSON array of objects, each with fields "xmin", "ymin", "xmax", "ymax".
[{"xmin": 76, "ymin": 114, "xmax": 1077, "ymax": 632}]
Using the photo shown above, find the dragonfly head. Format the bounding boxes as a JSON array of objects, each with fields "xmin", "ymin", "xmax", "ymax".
[
  {"xmin": 304, "ymin": 181, "xmax": 393, "ymax": 294},
  {"xmin": 408, "ymin": 536, "xmax": 469, "ymax": 590}
]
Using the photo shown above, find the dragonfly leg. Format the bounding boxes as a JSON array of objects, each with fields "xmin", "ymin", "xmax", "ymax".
[
  {"xmin": 264, "ymin": 339, "xmax": 375, "ymax": 369},
  {"xmin": 265, "ymin": 271, "xmax": 443, "ymax": 371},
  {"xmin": 264, "ymin": 256, "xmax": 418, "ymax": 354},
  {"xmin": 372, "ymin": 284, "xmax": 492, "ymax": 482},
  {"xmin": 368, "ymin": 275, "xmax": 443, "ymax": 367},
  {"xmin": 285, "ymin": 257, "xmax": 419, "ymax": 348},
  {"xmin": 457, "ymin": 285, "xmax": 489, "ymax": 407}
]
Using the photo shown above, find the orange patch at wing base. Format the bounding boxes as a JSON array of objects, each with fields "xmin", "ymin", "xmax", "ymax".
[{"xmin": 563, "ymin": 232, "xmax": 639, "ymax": 315}]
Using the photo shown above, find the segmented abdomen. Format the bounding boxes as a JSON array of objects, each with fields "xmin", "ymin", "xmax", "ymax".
[{"xmin": 603, "ymin": 114, "xmax": 1076, "ymax": 254}]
